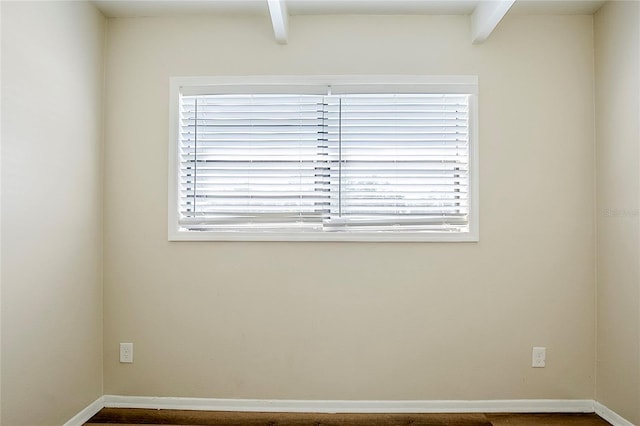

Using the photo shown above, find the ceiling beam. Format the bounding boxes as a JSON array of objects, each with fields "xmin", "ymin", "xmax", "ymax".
[
  {"xmin": 267, "ymin": 0, "xmax": 288, "ymax": 44},
  {"xmin": 470, "ymin": 0, "xmax": 516, "ymax": 44}
]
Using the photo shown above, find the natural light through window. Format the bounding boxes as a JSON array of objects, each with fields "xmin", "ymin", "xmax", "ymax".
[{"xmin": 169, "ymin": 76, "xmax": 478, "ymax": 242}]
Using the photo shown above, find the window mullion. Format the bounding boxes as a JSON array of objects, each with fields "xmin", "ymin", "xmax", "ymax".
[
  {"xmin": 316, "ymin": 96, "xmax": 331, "ymax": 225},
  {"xmin": 338, "ymin": 96, "xmax": 342, "ymax": 218},
  {"xmin": 193, "ymin": 98, "xmax": 198, "ymax": 216}
]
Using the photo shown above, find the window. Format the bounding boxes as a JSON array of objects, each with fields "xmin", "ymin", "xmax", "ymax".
[{"xmin": 169, "ymin": 76, "xmax": 478, "ymax": 241}]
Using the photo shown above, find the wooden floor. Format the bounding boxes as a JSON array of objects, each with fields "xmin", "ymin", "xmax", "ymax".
[{"xmin": 86, "ymin": 408, "xmax": 612, "ymax": 426}]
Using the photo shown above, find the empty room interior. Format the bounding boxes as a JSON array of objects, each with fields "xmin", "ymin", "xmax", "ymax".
[{"xmin": 1, "ymin": 0, "xmax": 639, "ymax": 425}]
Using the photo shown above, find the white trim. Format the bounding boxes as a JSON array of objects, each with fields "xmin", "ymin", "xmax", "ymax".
[
  {"xmin": 64, "ymin": 396, "xmax": 635, "ymax": 424},
  {"xmin": 62, "ymin": 396, "xmax": 104, "ymax": 426},
  {"xmin": 468, "ymin": 90, "xmax": 480, "ymax": 241},
  {"xmin": 172, "ymin": 75, "xmax": 479, "ymax": 96},
  {"xmin": 169, "ymin": 231, "xmax": 478, "ymax": 243},
  {"xmin": 168, "ymin": 78, "xmax": 181, "ymax": 241},
  {"xmin": 594, "ymin": 401, "xmax": 635, "ymax": 426},
  {"xmin": 103, "ymin": 396, "xmax": 594, "ymax": 414}
]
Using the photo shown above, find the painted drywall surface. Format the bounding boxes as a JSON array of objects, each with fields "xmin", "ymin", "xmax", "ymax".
[
  {"xmin": 594, "ymin": 1, "xmax": 640, "ymax": 424},
  {"xmin": 1, "ymin": 2, "xmax": 104, "ymax": 424},
  {"xmin": 0, "ymin": 2, "xmax": 3, "ymax": 421},
  {"xmin": 104, "ymin": 14, "xmax": 595, "ymax": 399}
]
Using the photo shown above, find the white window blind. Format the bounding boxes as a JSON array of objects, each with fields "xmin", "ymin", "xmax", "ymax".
[
  {"xmin": 324, "ymin": 94, "xmax": 469, "ymax": 232},
  {"xmin": 179, "ymin": 94, "xmax": 330, "ymax": 231},
  {"xmin": 171, "ymin": 77, "xmax": 478, "ymax": 241}
]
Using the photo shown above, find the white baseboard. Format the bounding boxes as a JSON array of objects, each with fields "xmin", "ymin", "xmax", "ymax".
[
  {"xmin": 103, "ymin": 395, "xmax": 593, "ymax": 414},
  {"xmin": 63, "ymin": 396, "xmax": 104, "ymax": 426},
  {"xmin": 66, "ymin": 395, "xmax": 635, "ymax": 426},
  {"xmin": 594, "ymin": 401, "xmax": 635, "ymax": 426}
]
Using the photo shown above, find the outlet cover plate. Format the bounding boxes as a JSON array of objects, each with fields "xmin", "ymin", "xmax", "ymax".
[
  {"xmin": 532, "ymin": 346, "xmax": 546, "ymax": 368},
  {"xmin": 120, "ymin": 342, "xmax": 133, "ymax": 363}
]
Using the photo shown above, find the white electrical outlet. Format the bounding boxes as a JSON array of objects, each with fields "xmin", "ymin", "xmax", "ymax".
[
  {"xmin": 532, "ymin": 346, "xmax": 546, "ymax": 368},
  {"xmin": 120, "ymin": 342, "xmax": 133, "ymax": 363}
]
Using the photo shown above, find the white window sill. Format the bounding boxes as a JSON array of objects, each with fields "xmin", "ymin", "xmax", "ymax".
[{"xmin": 168, "ymin": 230, "xmax": 479, "ymax": 242}]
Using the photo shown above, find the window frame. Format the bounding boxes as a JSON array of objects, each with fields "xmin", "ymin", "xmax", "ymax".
[{"xmin": 168, "ymin": 75, "xmax": 479, "ymax": 242}]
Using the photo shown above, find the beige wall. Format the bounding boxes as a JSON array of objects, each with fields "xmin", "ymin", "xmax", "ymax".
[
  {"xmin": 1, "ymin": 2, "xmax": 104, "ymax": 424},
  {"xmin": 594, "ymin": 1, "xmax": 640, "ymax": 424},
  {"xmin": 103, "ymin": 14, "xmax": 596, "ymax": 400},
  {"xmin": 6, "ymin": 1, "xmax": 640, "ymax": 420}
]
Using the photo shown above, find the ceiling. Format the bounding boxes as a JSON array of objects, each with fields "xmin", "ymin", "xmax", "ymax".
[{"xmin": 93, "ymin": 0, "xmax": 607, "ymax": 19}]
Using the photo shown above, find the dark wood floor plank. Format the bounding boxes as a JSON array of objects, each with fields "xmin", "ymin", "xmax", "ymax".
[
  {"xmin": 86, "ymin": 408, "xmax": 613, "ymax": 426},
  {"xmin": 87, "ymin": 408, "xmax": 491, "ymax": 426},
  {"xmin": 486, "ymin": 413, "xmax": 612, "ymax": 425}
]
